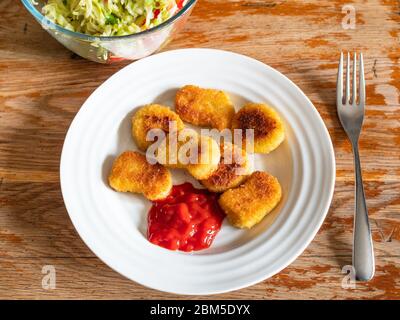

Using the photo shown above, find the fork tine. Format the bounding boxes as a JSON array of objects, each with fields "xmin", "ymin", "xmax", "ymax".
[
  {"xmin": 352, "ymin": 53, "xmax": 357, "ymax": 105},
  {"xmin": 345, "ymin": 52, "xmax": 351, "ymax": 104},
  {"xmin": 359, "ymin": 53, "xmax": 365, "ymax": 107},
  {"xmin": 337, "ymin": 52, "xmax": 343, "ymax": 106}
]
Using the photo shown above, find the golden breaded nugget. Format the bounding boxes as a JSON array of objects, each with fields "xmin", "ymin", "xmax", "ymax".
[
  {"xmin": 175, "ymin": 85, "xmax": 235, "ymax": 130},
  {"xmin": 218, "ymin": 171, "xmax": 282, "ymax": 228},
  {"xmin": 155, "ymin": 129, "xmax": 221, "ymax": 180},
  {"xmin": 153, "ymin": 128, "xmax": 198, "ymax": 170},
  {"xmin": 132, "ymin": 104, "xmax": 184, "ymax": 151},
  {"xmin": 108, "ymin": 151, "xmax": 172, "ymax": 201},
  {"xmin": 201, "ymin": 142, "xmax": 251, "ymax": 192},
  {"xmin": 186, "ymin": 134, "xmax": 221, "ymax": 180},
  {"xmin": 232, "ymin": 103, "xmax": 285, "ymax": 154}
]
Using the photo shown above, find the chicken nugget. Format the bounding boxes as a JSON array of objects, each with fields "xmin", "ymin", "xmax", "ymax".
[
  {"xmin": 153, "ymin": 128, "xmax": 194, "ymax": 170},
  {"xmin": 132, "ymin": 104, "xmax": 184, "ymax": 151},
  {"xmin": 186, "ymin": 134, "xmax": 221, "ymax": 180},
  {"xmin": 218, "ymin": 171, "xmax": 282, "ymax": 228},
  {"xmin": 108, "ymin": 151, "xmax": 172, "ymax": 201},
  {"xmin": 232, "ymin": 103, "xmax": 285, "ymax": 154},
  {"xmin": 175, "ymin": 85, "xmax": 235, "ymax": 130},
  {"xmin": 155, "ymin": 129, "xmax": 221, "ymax": 180},
  {"xmin": 201, "ymin": 142, "xmax": 251, "ymax": 192}
]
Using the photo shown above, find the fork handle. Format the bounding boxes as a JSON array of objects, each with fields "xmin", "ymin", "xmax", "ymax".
[{"xmin": 352, "ymin": 145, "xmax": 375, "ymax": 281}]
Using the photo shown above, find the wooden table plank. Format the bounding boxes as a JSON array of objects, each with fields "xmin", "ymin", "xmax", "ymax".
[
  {"xmin": 0, "ymin": 256, "xmax": 398, "ymax": 299},
  {"xmin": 0, "ymin": 0, "xmax": 399, "ymax": 299}
]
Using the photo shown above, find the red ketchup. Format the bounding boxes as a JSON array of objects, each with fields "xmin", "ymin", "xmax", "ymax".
[{"xmin": 148, "ymin": 183, "xmax": 225, "ymax": 252}]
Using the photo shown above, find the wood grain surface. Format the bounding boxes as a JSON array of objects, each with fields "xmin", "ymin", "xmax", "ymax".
[{"xmin": 0, "ymin": 0, "xmax": 399, "ymax": 299}]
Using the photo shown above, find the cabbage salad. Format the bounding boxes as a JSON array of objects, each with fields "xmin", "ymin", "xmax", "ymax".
[{"xmin": 39, "ymin": 0, "xmax": 187, "ymax": 36}]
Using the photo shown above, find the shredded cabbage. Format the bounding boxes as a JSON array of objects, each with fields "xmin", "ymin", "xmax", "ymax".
[{"xmin": 41, "ymin": 0, "xmax": 186, "ymax": 36}]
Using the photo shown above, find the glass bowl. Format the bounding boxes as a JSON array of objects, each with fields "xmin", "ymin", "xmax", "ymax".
[{"xmin": 22, "ymin": 0, "xmax": 197, "ymax": 63}]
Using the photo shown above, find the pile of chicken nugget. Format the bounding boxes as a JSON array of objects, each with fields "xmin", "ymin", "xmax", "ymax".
[{"xmin": 108, "ymin": 85, "xmax": 285, "ymax": 229}]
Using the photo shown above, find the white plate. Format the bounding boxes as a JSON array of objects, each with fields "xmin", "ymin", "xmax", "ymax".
[{"xmin": 60, "ymin": 48, "xmax": 335, "ymax": 295}]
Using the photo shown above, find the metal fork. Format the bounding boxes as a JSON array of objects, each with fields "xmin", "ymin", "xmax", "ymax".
[{"xmin": 337, "ymin": 52, "xmax": 375, "ymax": 281}]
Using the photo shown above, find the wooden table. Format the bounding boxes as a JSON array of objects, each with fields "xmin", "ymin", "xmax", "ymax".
[{"xmin": 0, "ymin": 0, "xmax": 399, "ymax": 300}]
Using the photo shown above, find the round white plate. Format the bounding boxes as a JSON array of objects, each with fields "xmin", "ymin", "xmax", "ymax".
[{"xmin": 60, "ymin": 48, "xmax": 335, "ymax": 295}]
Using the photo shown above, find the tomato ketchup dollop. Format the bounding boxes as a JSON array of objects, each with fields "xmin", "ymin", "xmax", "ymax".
[{"xmin": 148, "ymin": 183, "xmax": 225, "ymax": 252}]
